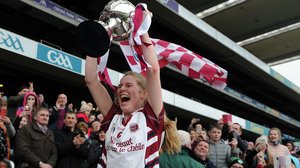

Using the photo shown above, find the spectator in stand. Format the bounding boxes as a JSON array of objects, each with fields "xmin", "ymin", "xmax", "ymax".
[
  {"xmin": 286, "ymin": 141, "xmax": 296, "ymax": 154},
  {"xmin": 86, "ymin": 130, "xmax": 106, "ymax": 168},
  {"xmin": 0, "ymin": 99, "xmax": 15, "ymax": 140},
  {"xmin": 159, "ymin": 115, "xmax": 204, "ymax": 168},
  {"xmin": 54, "ymin": 111, "xmax": 88, "ymax": 168},
  {"xmin": 96, "ymin": 112, "xmax": 104, "ymax": 123},
  {"xmin": 0, "ymin": 118, "xmax": 10, "ymax": 166},
  {"xmin": 7, "ymin": 82, "xmax": 33, "ymax": 120},
  {"xmin": 192, "ymin": 140, "xmax": 217, "ymax": 168},
  {"xmin": 90, "ymin": 120, "xmax": 101, "ymax": 132},
  {"xmin": 1, "ymin": 99, "xmax": 15, "ymax": 161},
  {"xmin": 0, "ymin": 116, "xmax": 16, "ymax": 162},
  {"xmin": 189, "ymin": 128, "xmax": 199, "ymax": 143},
  {"xmin": 88, "ymin": 114, "xmax": 96, "ymax": 124},
  {"xmin": 38, "ymin": 93, "xmax": 48, "ymax": 108},
  {"xmin": 229, "ymin": 157, "xmax": 246, "ymax": 168},
  {"xmin": 247, "ymin": 141, "xmax": 255, "ymax": 151},
  {"xmin": 87, "ymin": 102, "xmax": 94, "ymax": 112},
  {"xmin": 77, "ymin": 101, "xmax": 91, "ymax": 124},
  {"xmin": 14, "ymin": 107, "xmax": 57, "ymax": 168},
  {"xmin": 85, "ymin": 31, "xmax": 164, "ymax": 167},
  {"xmin": 86, "ymin": 120, "xmax": 99, "ymax": 142},
  {"xmin": 18, "ymin": 116, "xmax": 28, "ymax": 129},
  {"xmin": 245, "ymin": 135, "xmax": 273, "ymax": 168},
  {"xmin": 268, "ymin": 127, "xmax": 290, "ymax": 166},
  {"xmin": 0, "ymin": 98, "xmax": 7, "ymax": 113},
  {"xmin": 49, "ymin": 93, "xmax": 68, "ymax": 130},
  {"xmin": 187, "ymin": 118, "xmax": 202, "ymax": 132},
  {"xmin": 76, "ymin": 121, "xmax": 89, "ymax": 139},
  {"xmin": 208, "ymin": 123, "xmax": 240, "ymax": 168},
  {"xmin": 245, "ymin": 141, "xmax": 255, "ymax": 156},
  {"xmin": 67, "ymin": 103, "xmax": 74, "ymax": 112},
  {"xmin": 222, "ymin": 122, "xmax": 248, "ymax": 157},
  {"xmin": 87, "ymin": 119, "xmax": 101, "ymax": 139},
  {"xmin": 198, "ymin": 128, "xmax": 208, "ymax": 141},
  {"xmin": 15, "ymin": 91, "xmax": 39, "ymax": 116},
  {"xmin": 0, "ymin": 116, "xmax": 15, "ymax": 142},
  {"xmin": 13, "ymin": 91, "xmax": 39, "ymax": 131}
]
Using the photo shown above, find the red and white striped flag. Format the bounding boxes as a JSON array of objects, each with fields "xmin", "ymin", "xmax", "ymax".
[{"xmin": 97, "ymin": 3, "xmax": 227, "ymax": 90}]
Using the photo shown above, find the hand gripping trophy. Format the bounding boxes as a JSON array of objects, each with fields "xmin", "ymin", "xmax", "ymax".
[
  {"xmin": 76, "ymin": 0, "xmax": 135, "ymax": 57},
  {"xmin": 77, "ymin": 0, "xmax": 228, "ymax": 90}
]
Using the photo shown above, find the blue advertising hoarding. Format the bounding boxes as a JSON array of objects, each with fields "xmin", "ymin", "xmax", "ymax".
[{"xmin": 37, "ymin": 44, "xmax": 82, "ymax": 74}]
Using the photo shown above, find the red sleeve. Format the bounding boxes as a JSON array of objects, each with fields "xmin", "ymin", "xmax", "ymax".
[
  {"xmin": 100, "ymin": 104, "xmax": 119, "ymax": 132},
  {"xmin": 143, "ymin": 102, "xmax": 164, "ymax": 134}
]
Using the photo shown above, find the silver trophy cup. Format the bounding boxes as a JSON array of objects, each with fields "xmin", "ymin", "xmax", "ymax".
[{"xmin": 76, "ymin": 0, "xmax": 135, "ymax": 57}]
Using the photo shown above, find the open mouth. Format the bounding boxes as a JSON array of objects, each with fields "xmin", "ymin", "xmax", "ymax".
[{"xmin": 120, "ymin": 94, "xmax": 130, "ymax": 103}]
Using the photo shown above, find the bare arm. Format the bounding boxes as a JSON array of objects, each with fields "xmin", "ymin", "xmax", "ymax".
[
  {"xmin": 85, "ymin": 56, "xmax": 113, "ymax": 117},
  {"xmin": 141, "ymin": 33, "xmax": 163, "ymax": 118}
]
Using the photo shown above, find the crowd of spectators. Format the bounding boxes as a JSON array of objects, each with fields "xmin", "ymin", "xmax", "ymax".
[
  {"xmin": 1, "ymin": 82, "xmax": 300, "ymax": 168},
  {"xmin": 0, "ymin": 83, "xmax": 105, "ymax": 168}
]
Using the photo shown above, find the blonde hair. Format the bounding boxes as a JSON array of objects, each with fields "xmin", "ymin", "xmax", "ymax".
[
  {"xmin": 160, "ymin": 114, "xmax": 181, "ymax": 155},
  {"xmin": 123, "ymin": 71, "xmax": 147, "ymax": 90},
  {"xmin": 268, "ymin": 127, "xmax": 282, "ymax": 143}
]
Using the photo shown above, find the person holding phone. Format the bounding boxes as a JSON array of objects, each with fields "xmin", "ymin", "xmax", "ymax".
[
  {"xmin": 245, "ymin": 135, "xmax": 273, "ymax": 168},
  {"xmin": 13, "ymin": 91, "xmax": 39, "ymax": 131},
  {"xmin": 54, "ymin": 111, "xmax": 88, "ymax": 168}
]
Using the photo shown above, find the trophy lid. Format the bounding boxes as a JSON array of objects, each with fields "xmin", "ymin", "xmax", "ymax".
[{"xmin": 76, "ymin": 20, "xmax": 110, "ymax": 57}]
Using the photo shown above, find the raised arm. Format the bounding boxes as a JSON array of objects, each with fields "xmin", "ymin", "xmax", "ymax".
[
  {"xmin": 141, "ymin": 33, "xmax": 163, "ymax": 118},
  {"xmin": 85, "ymin": 56, "xmax": 113, "ymax": 117}
]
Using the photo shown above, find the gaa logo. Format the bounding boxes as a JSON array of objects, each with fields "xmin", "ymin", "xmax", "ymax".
[
  {"xmin": 0, "ymin": 31, "xmax": 24, "ymax": 52},
  {"xmin": 47, "ymin": 50, "xmax": 73, "ymax": 69}
]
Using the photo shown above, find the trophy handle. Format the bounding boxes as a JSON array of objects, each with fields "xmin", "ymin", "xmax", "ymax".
[{"xmin": 76, "ymin": 20, "xmax": 110, "ymax": 58}]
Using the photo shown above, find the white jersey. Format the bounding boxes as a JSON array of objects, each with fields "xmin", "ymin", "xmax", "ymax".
[
  {"xmin": 100, "ymin": 102, "xmax": 164, "ymax": 168},
  {"xmin": 106, "ymin": 111, "xmax": 147, "ymax": 168}
]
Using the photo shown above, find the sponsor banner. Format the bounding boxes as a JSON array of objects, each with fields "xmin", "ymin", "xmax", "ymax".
[
  {"xmin": 157, "ymin": 0, "xmax": 179, "ymax": 13},
  {"xmin": 37, "ymin": 44, "xmax": 82, "ymax": 74},
  {"xmin": 270, "ymin": 69, "xmax": 300, "ymax": 94},
  {"xmin": 251, "ymin": 100, "xmax": 266, "ymax": 111},
  {"xmin": 279, "ymin": 113, "xmax": 291, "ymax": 121},
  {"xmin": 0, "ymin": 28, "xmax": 37, "ymax": 58},
  {"xmin": 32, "ymin": 0, "xmax": 86, "ymax": 23},
  {"xmin": 267, "ymin": 107, "xmax": 280, "ymax": 117},
  {"xmin": 246, "ymin": 121, "xmax": 269, "ymax": 135},
  {"xmin": 224, "ymin": 87, "xmax": 267, "ymax": 110}
]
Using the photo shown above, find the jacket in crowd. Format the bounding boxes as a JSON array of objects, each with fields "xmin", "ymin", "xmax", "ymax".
[{"xmin": 14, "ymin": 122, "xmax": 57, "ymax": 168}]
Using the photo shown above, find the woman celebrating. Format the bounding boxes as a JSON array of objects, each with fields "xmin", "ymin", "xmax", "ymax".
[
  {"xmin": 85, "ymin": 32, "xmax": 164, "ymax": 168},
  {"xmin": 268, "ymin": 128, "xmax": 290, "ymax": 158}
]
